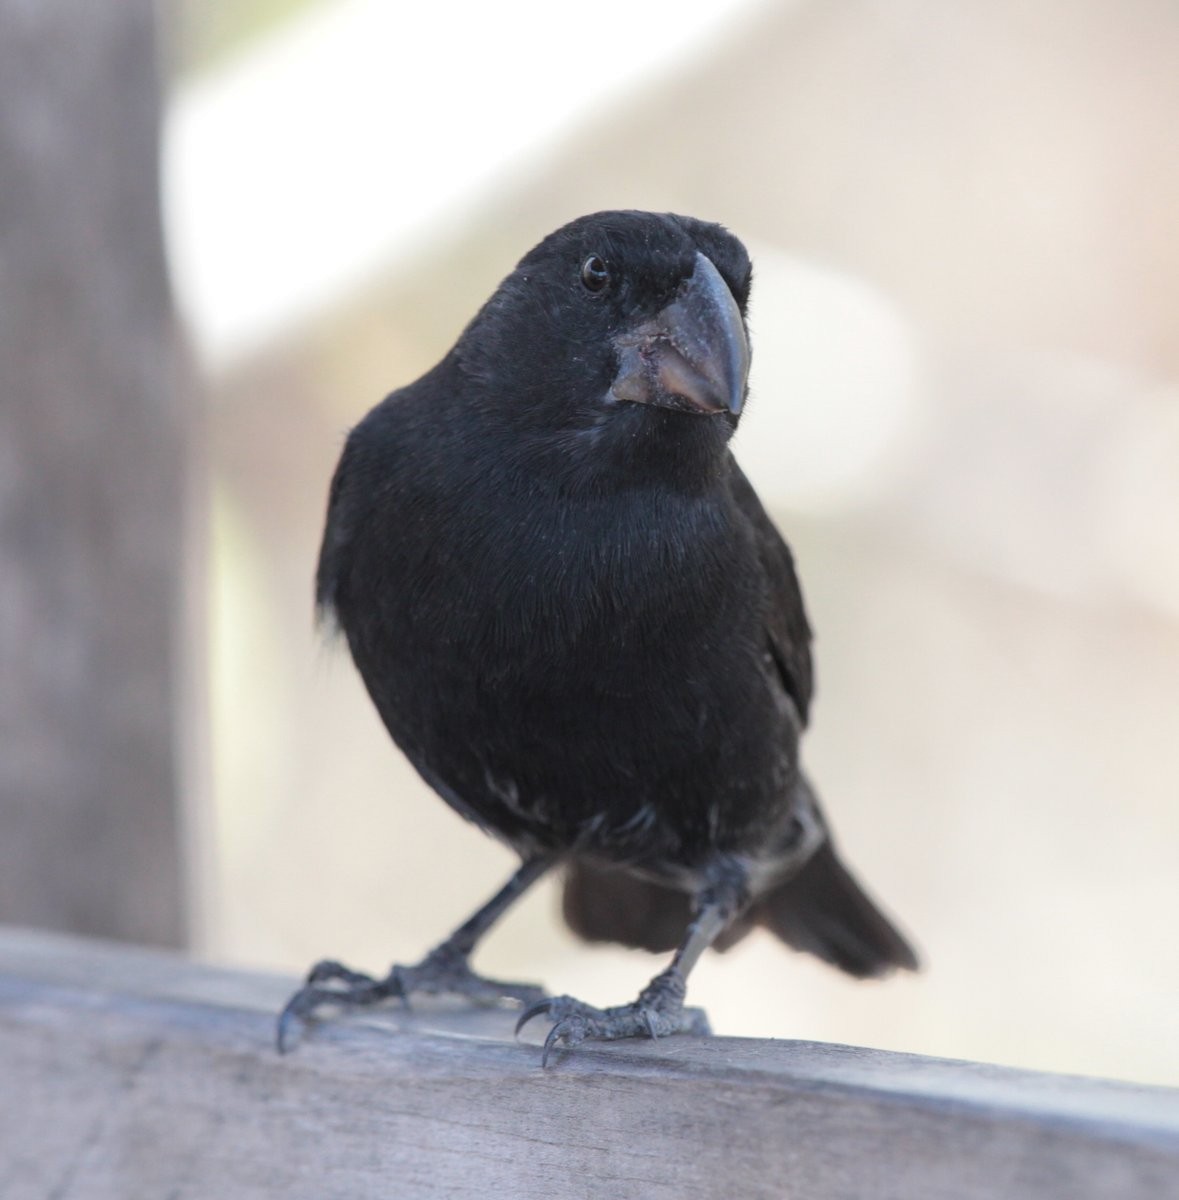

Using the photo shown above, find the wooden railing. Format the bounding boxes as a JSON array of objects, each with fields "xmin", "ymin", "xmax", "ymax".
[{"xmin": 1, "ymin": 926, "xmax": 1176, "ymax": 1199}]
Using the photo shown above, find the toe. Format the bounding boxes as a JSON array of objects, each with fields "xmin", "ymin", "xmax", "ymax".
[
  {"xmin": 306, "ymin": 960, "xmax": 374, "ymax": 987},
  {"xmin": 515, "ymin": 997, "xmax": 554, "ymax": 1037},
  {"xmin": 275, "ymin": 1006, "xmax": 298, "ymax": 1054},
  {"xmin": 276, "ymin": 985, "xmax": 325, "ymax": 1053},
  {"xmin": 541, "ymin": 1016, "xmax": 588, "ymax": 1068}
]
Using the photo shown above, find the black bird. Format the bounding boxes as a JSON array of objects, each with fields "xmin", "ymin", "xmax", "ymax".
[{"xmin": 279, "ymin": 210, "xmax": 917, "ymax": 1062}]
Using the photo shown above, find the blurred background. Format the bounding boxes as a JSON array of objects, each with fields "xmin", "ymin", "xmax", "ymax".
[{"xmin": 3, "ymin": 0, "xmax": 1177, "ymax": 1088}]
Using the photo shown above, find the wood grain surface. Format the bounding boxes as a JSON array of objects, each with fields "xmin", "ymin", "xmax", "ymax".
[{"xmin": 1, "ymin": 928, "xmax": 1176, "ymax": 1199}]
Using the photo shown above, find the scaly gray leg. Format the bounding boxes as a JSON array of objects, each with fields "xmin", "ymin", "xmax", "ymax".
[{"xmin": 517, "ymin": 865, "xmax": 748, "ymax": 1066}]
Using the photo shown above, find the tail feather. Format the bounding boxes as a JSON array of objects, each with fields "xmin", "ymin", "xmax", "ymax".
[
  {"xmin": 562, "ymin": 842, "xmax": 917, "ymax": 977},
  {"xmin": 754, "ymin": 840, "xmax": 919, "ymax": 978},
  {"xmin": 562, "ymin": 861, "xmax": 755, "ymax": 953}
]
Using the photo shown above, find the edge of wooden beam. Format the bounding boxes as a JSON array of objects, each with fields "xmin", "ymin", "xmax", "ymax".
[{"xmin": 1, "ymin": 927, "xmax": 1176, "ymax": 1200}]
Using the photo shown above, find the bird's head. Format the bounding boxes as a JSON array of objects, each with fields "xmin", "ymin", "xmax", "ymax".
[{"xmin": 454, "ymin": 210, "xmax": 753, "ymax": 490}]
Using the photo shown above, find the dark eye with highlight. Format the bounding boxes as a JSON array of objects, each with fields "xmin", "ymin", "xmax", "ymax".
[{"xmin": 580, "ymin": 254, "xmax": 611, "ymax": 293}]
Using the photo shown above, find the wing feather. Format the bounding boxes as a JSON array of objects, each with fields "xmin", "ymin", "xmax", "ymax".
[{"xmin": 728, "ymin": 460, "xmax": 814, "ymax": 725}]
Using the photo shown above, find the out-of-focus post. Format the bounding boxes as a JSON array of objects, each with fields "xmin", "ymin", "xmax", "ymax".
[{"xmin": 0, "ymin": 1, "xmax": 193, "ymax": 946}]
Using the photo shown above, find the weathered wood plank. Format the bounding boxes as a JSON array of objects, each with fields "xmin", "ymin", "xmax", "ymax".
[{"xmin": 0, "ymin": 928, "xmax": 1176, "ymax": 1199}]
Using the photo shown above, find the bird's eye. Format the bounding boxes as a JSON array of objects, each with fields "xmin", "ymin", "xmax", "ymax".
[{"xmin": 580, "ymin": 254, "xmax": 610, "ymax": 293}]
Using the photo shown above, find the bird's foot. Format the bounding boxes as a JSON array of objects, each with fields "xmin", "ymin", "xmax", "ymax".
[
  {"xmin": 515, "ymin": 966, "xmax": 711, "ymax": 1067},
  {"xmin": 276, "ymin": 943, "xmax": 546, "ymax": 1052}
]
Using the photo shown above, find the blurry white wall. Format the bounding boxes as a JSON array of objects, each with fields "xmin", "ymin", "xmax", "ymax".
[{"xmin": 169, "ymin": 0, "xmax": 1179, "ymax": 1086}]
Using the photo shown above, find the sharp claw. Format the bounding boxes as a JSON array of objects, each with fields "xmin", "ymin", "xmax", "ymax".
[
  {"xmin": 541, "ymin": 1022, "xmax": 564, "ymax": 1068},
  {"xmin": 276, "ymin": 997, "xmax": 305, "ymax": 1054},
  {"xmin": 643, "ymin": 1010, "xmax": 660, "ymax": 1041},
  {"xmin": 540, "ymin": 1015, "xmax": 589, "ymax": 1067},
  {"xmin": 515, "ymin": 998, "xmax": 552, "ymax": 1037},
  {"xmin": 386, "ymin": 968, "xmax": 409, "ymax": 1011}
]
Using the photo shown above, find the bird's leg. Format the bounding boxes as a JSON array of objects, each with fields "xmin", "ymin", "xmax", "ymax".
[
  {"xmin": 517, "ymin": 865, "xmax": 748, "ymax": 1066},
  {"xmin": 277, "ymin": 855, "xmax": 553, "ymax": 1051}
]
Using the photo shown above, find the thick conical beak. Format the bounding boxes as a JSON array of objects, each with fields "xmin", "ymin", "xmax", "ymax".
[{"xmin": 609, "ymin": 251, "xmax": 749, "ymax": 417}]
